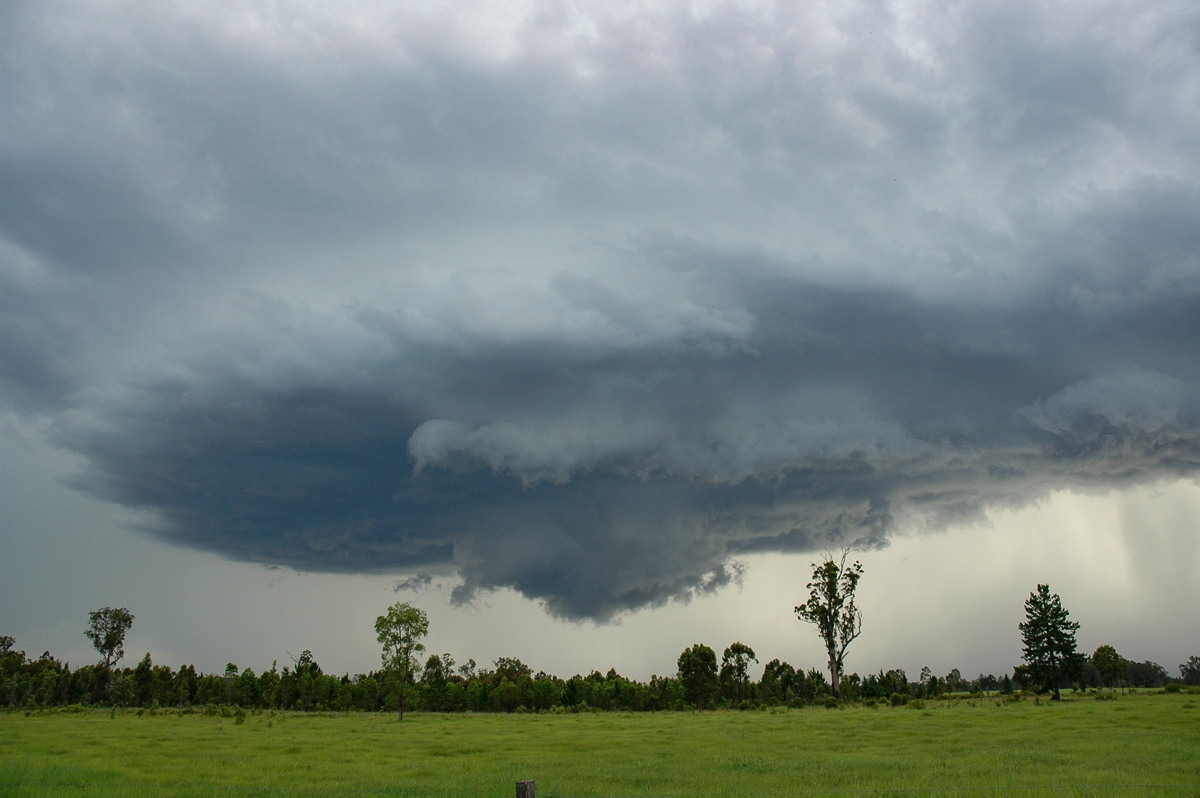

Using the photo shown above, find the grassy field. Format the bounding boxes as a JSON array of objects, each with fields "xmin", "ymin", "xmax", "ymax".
[{"xmin": 2, "ymin": 692, "xmax": 1197, "ymax": 796}]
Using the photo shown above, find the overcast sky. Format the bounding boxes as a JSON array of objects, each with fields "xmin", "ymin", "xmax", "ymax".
[{"xmin": 2, "ymin": 0, "xmax": 1199, "ymax": 683}]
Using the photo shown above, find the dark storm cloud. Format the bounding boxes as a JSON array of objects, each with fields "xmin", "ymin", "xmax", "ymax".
[
  {"xmin": 54, "ymin": 252, "xmax": 1200, "ymax": 618},
  {"xmin": 5, "ymin": 1, "xmax": 1200, "ymax": 618}
]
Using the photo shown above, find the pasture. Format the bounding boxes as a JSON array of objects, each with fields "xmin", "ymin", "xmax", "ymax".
[{"xmin": 2, "ymin": 692, "xmax": 1197, "ymax": 796}]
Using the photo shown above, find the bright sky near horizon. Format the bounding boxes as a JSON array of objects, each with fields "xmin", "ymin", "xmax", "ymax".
[{"xmin": 2, "ymin": 0, "xmax": 1199, "ymax": 682}]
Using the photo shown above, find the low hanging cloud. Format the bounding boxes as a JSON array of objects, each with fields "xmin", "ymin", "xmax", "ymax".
[
  {"xmin": 4, "ymin": 0, "xmax": 1200, "ymax": 619},
  {"xmin": 54, "ymin": 260, "xmax": 1200, "ymax": 619}
]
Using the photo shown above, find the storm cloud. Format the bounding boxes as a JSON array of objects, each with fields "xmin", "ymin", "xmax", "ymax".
[{"xmin": 4, "ymin": 0, "xmax": 1200, "ymax": 620}]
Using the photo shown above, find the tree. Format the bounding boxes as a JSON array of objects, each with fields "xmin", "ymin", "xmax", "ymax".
[
  {"xmin": 1091, "ymin": 644, "xmax": 1128, "ymax": 691},
  {"xmin": 918, "ymin": 665, "xmax": 934, "ymax": 696},
  {"xmin": 1181, "ymin": 655, "xmax": 1200, "ymax": 686},
  {"xmin": 422, "ymin": 653, "xmax": 456, "ymax": 711},
  {"xmin": 720, "ymin": 642, "xmax": 757, "ymax": 705},
  {"xmin": 677, "ymin": 644, "xmax": 719, "ymax": 709},
  {"xmin": 493, "ymin": 656, "xmax": 532, "ymax": 682},
  {"xmin": 85, "ymin": 607, "xmax": 134, "ymax": 669},
  {"xmin": 1127, "ymin": 660, "xmax": 1169, "ymax": 688},
  {"xmin": 294, "ymin": 649, "xmax": 322, "ymax": 677},
  {"xmin": 1017, "ymin": 584, "xmax": 1086, "ymax": 700},
  {"xmin": 374, "ymin": 602, "xmax": 429, "ymax": 720},
  {"xmin": 758, "ymin": 658, "xmax": 795, "ymax": 705},
  {"xmin": 794, "ymin": 550, "xmax": 863, "ymax": 700}
]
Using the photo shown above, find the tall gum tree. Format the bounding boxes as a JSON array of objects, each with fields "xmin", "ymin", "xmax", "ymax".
[
  {"xmin": 375, "ymin": 602, "xmax": 429, "ymax": 720},
  {"xmin": 795, "ymin": 550, "xmax": 863, "ymax": 700},
  {"xmin": 720, "ymin": 642, "xmax": 757, "ymax": 705},
  {"xmin": 85, "ymin": 607, "xmax": 134, "ymax": 670}
]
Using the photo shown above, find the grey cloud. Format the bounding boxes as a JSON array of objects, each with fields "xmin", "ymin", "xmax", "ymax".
[
  {"xmin": 1027, "ymin": 371, "xmax": 1187, "ymax": 436},
  {"xmin": 5, "ymin": 1, "xmax": 1200, "ymax": 619},
  {"xmin": 394, "ymin": 574, "xmax": 434, "ymax": 593},
  {"xmin": 50, "ymin": 258, "xmax": 1200, "ymax": 618}
]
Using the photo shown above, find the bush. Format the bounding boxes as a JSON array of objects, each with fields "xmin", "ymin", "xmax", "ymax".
[
  {"xmin": 822, "ymin": 697, "xmax": 839, "ymax": 709},
  {"xmin": 907, "ymin": 699, "xmax": 925, "ymax": 710},
  {"xmin": 889, "ymin": 693, "xmax": 908, "ymax": 707}
]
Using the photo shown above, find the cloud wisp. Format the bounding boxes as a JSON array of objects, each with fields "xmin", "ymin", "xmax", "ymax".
[{"xmin": 3, "ymin": 0, "xmax": 1199, "ymax": 620}]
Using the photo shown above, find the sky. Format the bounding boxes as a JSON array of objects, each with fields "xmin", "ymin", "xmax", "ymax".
[{"xmin": 2, "ymin": 0, "xmax": 1199, "ymax": 684}]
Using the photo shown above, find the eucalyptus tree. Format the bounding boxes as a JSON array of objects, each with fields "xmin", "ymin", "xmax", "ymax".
[
  {"xmin": 375, "ymin": 602, "xmax": 429, "ymax": 720},
  {"xmin": 1181, "ymin": 655, "xmax": 1200, "ymax": 686},
  {"xmin": 720, "ymin": 642, "xmax": 757, "ymax": 705},
  {"xmin": 85, "ymin": 607, "xmax": 134, "ymax": 669},
  {"xmin": 677, "ymin": 643, "xmax": 719, "ymax": 709},
  {"xmin": 794, "ymin": 550, "xmax": 863, "ymax": 700},
  {"xmin": 1091, "ymin": 644, "xmax": 1128, "ymax": 691}
]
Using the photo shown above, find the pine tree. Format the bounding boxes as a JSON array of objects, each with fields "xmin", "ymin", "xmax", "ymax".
[{"xmin": 1017, "ymin": 584, "xmax": 1086, "ymax": 700}]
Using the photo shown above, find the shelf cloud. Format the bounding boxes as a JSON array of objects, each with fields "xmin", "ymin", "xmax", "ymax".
[{"xmin": 4, "ymin": 0, "xmax": 1199, "ymax": 620}]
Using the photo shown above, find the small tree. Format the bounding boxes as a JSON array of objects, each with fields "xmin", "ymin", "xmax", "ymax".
[
  {"xmin": 758, "ymin": 658, "xmax": 795, "ymax": 705},
  {"xmin": 720, "ymin": 642, "xmax": 757, "ymax": 705},
  {"xmin": 1017, "ymin": 584, "xmax": 1085, "ymax": 700},
  {"xmin": 422, "ymin": 653, "xmax": 456, "ymax": 711},
  {"xmin": 1091, "ymin": 644, "xmax": 1128, "ymax": 692},
  {"xmin": 1180, "ymin": 655, "xmax": 1200, "ymax": 686},
  {"xmin": 1127, "ymin": 660, "xmax": 1169, "ymax": 688},
  {"xmin": 677, "ymin": 643, "xmax": 719, "ymax": 709},
  {"xmin": 794, "ymin": 550, "xmax": 863, "ymax": 700},
  {"xmin": 375, "ymin": 602, "xmax": 429, "ymax": 720},
  {"xmin": 85, "ymin": 607, "xmax": 134, "ymax": 669}
]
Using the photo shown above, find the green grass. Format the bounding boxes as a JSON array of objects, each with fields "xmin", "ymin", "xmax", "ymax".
[{"xmin": 1, "ymin": 693, "xmax": 1197, "ymax": 796}]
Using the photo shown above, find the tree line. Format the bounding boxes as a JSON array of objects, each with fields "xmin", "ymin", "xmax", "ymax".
[
  {"xmin": 4, "ymin": 557, "xmax": 1197, "ymax": 713},
  {"xmin": 1, "ymin": 632, "xmax": 1191, "ymax": 715}
]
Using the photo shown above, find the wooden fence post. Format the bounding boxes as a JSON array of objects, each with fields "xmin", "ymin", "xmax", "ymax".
[{"xmin": 516, "ymin": 780, "xmax": 536, "ymax": 798}]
